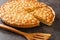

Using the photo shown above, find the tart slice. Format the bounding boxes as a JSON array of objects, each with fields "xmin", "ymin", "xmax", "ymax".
[{"xmin": 31, "ymin": 2, "xmax": 55, "ymax": 26}]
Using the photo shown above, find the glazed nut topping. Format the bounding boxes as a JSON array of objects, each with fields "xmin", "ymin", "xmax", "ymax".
[{"xmin": 0, "ymin": 0, "xmax": 55, "ymax": 28}]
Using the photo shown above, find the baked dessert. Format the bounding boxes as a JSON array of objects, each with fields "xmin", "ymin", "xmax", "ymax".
[
  {"xmin": 0, "ymin": 0, "xmax": 40, "ymax": 28},
  {"xmin": 0, "ymin": 0, "xmax": 55, "ymax": 28},
  {"xmin": 30, "ymin": 2, "xmax": 55, "ymax": 26}
]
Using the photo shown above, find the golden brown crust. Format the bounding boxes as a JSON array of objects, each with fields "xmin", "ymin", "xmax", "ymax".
[
  {"xmin": 1, "ymin": 12, "xmax": 40, "ymax": 28},
  {"xmin": 0, "ymin": 0, "xmax": 40, "ymax": 28},
  {"xmin": 30, "ymin": 2, "xmax": 55, "ymax": 26},
  {"xmin": 0, "ymin": 0, "xmax": 55, "ymax": 28}
]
